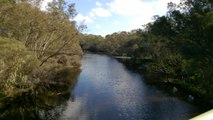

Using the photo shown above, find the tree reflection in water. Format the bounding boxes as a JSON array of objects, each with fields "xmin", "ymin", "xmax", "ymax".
[{"xmin": 0, "ymin": 69, "xmax": 80, "ymax": 120}]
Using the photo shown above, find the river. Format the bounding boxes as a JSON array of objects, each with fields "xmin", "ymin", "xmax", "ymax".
[{"xmin": 0, "ymin": 53, "xmax": 201, "ymax": 120}]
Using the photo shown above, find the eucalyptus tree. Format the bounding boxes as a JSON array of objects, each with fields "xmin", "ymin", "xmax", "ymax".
[{"xmin": 0, "ymin": 0, "xmax": 83, "ymax": 66}]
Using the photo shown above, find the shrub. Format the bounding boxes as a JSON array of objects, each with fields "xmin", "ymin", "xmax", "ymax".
[{"xmin": 0, "ymin": 37, "xmax": 39, "ymax": 97}]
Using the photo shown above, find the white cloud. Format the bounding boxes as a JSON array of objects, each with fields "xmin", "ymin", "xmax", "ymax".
[
  {"xmin": 153, "ymin": 0, "xmax": 181, "ymax": 15},
  {"xmin": 91, "ymin": 7, "xmax": 111, "ymax": 17},
  {"xmin": 89, "ymin": 12, "xmax": 96, "ymax": 18},
  {"xmin": 128, "ymin": 16, "xmax": 153, "ymax": 30},
  {"xmin": 107, "ymin": 0, "xmax": 180, "ymax": 17},
  {"xmin": 87, "ymin": 1, "xmax": 112, "ymax": 18},
  {"xmin": 96, "ymin": 1, "xmax": 102, "ymax": 7},
  {"xmin": 104, "ymin": 0, "xmax": 181, "ymax": 32},
  {"xmin": 96, "ymin": 24, "xmax": 102, "ymax": 29},
  {"xmin": 73, "ymin": 14, "xmax": 93, "ymax": 24},
  {"xmin": 107, "ymin": 0, "xmax": 151, "ymax": 16},
  {"xmin": 40, "ymin": 0, "xmax": 53, "ymax": 11}
]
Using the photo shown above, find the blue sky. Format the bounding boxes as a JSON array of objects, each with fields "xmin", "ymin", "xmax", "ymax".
[{"xmin": 42, "ymin": 0, "xmax": 180, "ymax": 36}]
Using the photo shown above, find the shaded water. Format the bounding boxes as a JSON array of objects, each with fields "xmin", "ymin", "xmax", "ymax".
[{"xmin": 0, "ymin": 54, "xmax": 201, "ymax": 120}]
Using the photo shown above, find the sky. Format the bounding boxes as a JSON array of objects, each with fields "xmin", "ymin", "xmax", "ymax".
[{"xmin": 42, "ymin": 0, "xmax": 180, "ymax": 36}]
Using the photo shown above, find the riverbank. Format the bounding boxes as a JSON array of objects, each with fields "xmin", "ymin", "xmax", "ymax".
[
  {"xmin": 0, "ymin": 66, "xmax": 81, "ymax": 119},
  {"xmin": 0, "ymin": 37, "xmax": 82, "ymax": 109},
  {"xmin": 115, "ymin": 56, "xmax": 213, "ymax": 110}
]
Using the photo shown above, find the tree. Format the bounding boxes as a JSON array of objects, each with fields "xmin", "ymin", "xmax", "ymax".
[{"xmin": 0, "ymin": 0, "xmax": 83, "ymax": 66}]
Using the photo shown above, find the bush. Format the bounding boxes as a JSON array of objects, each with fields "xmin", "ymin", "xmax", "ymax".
[{"xmin": 0, "ymin": 37, "xmax": 40, "ymax": 97}]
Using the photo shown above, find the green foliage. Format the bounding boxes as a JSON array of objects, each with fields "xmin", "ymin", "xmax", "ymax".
[
  {"xmin": 0, "ymin": 37, "xmax": 40, "ymax": 97},
  {"xmin": 0, "ymin": 92, "xmax": 8, "ymax": 101},
  {"xmin": 0, "ymin": 0, "xmax": 83, "ymax": 66},
  {"xmin": 171, "ymin": 80, "xmax": 207, "ymax": 98},
  {"xmin": 80, "ymin": 31, "xmax": 141, "ymax": 56},
  {"xmin": 80, "ymin": 34, "xmax": 105, "ymax": 52}
]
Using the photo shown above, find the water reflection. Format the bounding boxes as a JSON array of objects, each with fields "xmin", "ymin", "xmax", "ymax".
[
  {"xmin": 0, "ymin": 54, "xmax": 201, "ymax": 120},
  {"xmin": 71, "ymin": 54, "xmax": 200, "ymax": 120},
  {"xmin": 0, "ymin": 69, "xmax": 80, "ymax": 120}
]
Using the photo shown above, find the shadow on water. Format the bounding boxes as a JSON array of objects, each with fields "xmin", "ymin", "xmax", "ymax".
[
  {"xmin": 0, "ymin": 68, "xmax": 80, "ymax": 120},
  {"xmin": 0, "ymin": 54, "xmax": 205, "ymax": 120}
]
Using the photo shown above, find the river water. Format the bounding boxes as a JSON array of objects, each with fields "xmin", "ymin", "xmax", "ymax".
[{"xmin": 0, "ymin": 53, "xmax": 201, "ymax": 120}]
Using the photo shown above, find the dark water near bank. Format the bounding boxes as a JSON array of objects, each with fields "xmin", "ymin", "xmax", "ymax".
[{"xmin": 0, "ymin": 54, "xmax": 201, "ymax": 120}]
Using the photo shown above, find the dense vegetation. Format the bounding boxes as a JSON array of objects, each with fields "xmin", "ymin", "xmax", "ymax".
[
  {"xmin": 0, "ymin": 0, "xmax": 82, "ymax": 102},
  {"xmin": 81, "ymin": 0, "xmax": 213, "ymax": 106}
]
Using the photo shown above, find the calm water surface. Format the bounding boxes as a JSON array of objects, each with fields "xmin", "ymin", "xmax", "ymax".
[
  {"xmin": 0, "ymin": 53, "xmax": 201, "ymax": 120},
  {"xmin": 46, "ymin": 53, "xmax": 200, "ymax": 120}
]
